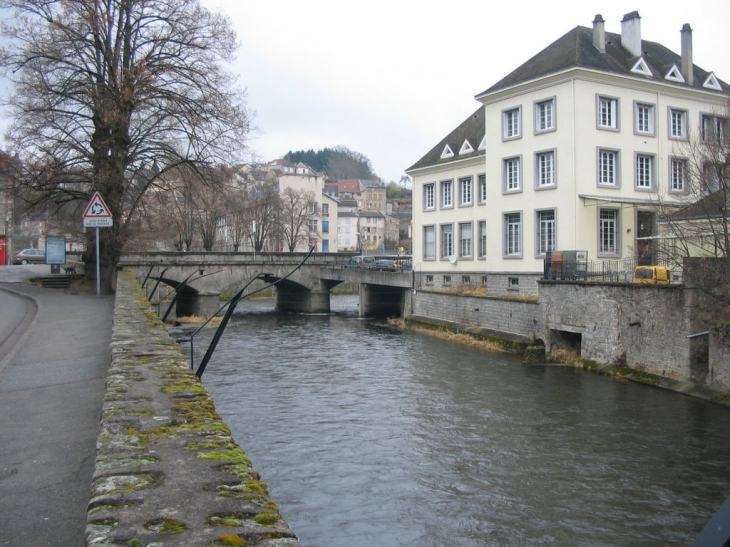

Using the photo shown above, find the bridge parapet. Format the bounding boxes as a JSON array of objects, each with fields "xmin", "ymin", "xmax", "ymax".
[{"xmin": 121, "ymin": 253, "xmax": 413, "ymax": 318}]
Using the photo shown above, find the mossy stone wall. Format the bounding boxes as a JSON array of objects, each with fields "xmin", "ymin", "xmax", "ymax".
[{"xmin": 86, "ymin": 271, "xmax": 300, "ymax": 547}]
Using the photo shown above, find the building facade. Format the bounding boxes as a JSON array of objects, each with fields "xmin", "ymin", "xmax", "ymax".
[{"xmin": 408, "ymin": 12, "xmax": 728, "ymax": 295}]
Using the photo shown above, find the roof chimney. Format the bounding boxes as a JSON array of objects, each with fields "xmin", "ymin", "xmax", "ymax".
[
  {"xmin": 593, "ymin": 14, "xmax": 606, "ymax": 53},
  {"xmin": 621, "ymin": 11, "xmax": 642, "ymax": 57},
  {"xmin": 681, "ymin": 23, "xmax": 694, "ymax": 85}
]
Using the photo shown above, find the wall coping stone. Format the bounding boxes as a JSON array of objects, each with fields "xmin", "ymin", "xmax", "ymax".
[{"xmin": 86, "ymin": 271, "xmax": 300, "ymax": 547}]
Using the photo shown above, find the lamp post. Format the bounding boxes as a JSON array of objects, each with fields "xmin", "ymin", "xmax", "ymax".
[{"xmin": 355, "ymin": 231, "xmax": 361, "ymax": 254}]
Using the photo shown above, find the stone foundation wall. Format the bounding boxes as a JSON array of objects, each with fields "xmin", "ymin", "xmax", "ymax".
[
  {"xmin": 709, "ymin": 325, "xmax": 730, "ymax": 391},
  {"xmin": 409, "ymin": 289, "xmax": 541, "ymax": 343},
  {"xmin": 86, "ymin": 271, "xmax": 299, "ymax": 547},
  {"xmin": 539, "ymin": 282, "xmax": 693, "ymax": 379}
]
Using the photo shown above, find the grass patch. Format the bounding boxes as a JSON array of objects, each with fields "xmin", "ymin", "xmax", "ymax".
[
  {"xmin": 173, "ymin": 315, "xmax": 223, "ymax": 326},
  {"xmin": 212, "ymin": 535, "xmax": 247, "ymax": 546},
  {"xmin": 392, "ymin": 318, "xmax": 511, "ymax": 353},
  {"xmin": 144, "ymin": 518, "xmax": 188, "ymax": 534}
]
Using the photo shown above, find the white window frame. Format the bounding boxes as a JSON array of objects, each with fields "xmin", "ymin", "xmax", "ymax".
[
  {"xmin": 441, "ymin": 179, "xmax": 453, "ymax": 209},
  {"xmin": 634, "ymin": 102, "xmax": 656, "ymax": 136},
  {"xmin": 459, "ymin": 176, "xmax": 473, "ymax": 207},
  {"xmin": 502, "ymin": 106, "xmax": 522, "ymax": 140},
  {"xmin": 669, "ymin": 108, "xmax": 688, "ymax": 140},
  {"xmin": 478, "ymin": 174, "xmax": 486, "ymax": 204},
  {"xmin": 536, "ymin": 209, "xmax": 556, "ymax": 257},
  {"xmin": 503, "ymin": 211, "xmax": 522, "ymax": 258},
  {"xmin": 597, "ymin": 95, "xmax": 619, "ymax": 131},
  {"xmin": 702, "ymin": 162, "xmax": 722, "ymax": 194},
  {"xmin": 458, "ymin": 222, "xmax": 473, "ymax": 259},
  {"xmin": 597, "ymin": 148, "xmax": 620, "ymax": 187},
  {"xmin": 701, "ymin": 113, "xmax": 728, "ymax": 143},
  {"xmin": 535, "ymin": 97, "xmax": 556, "ymax": 133},
  {"xmin": 535, "ymin": 149, "xmax": 556, "ymax": 189},
  {"xmin": 635, "ymin": 153, "xmax": 655, "ymax": 191},
  {"xmin": 424, "ymin": 183, "xmax": 435, "ymax": 210},
  {"xmin": 669, "ymin": 157, "xmax": 688, "ymax": 193},
  {"xmin": 598, "ymin": 209, "xmax": 620, "ymax": 257},
  {"xmin": 503, "ymin": 156, "xmax": 522, "ymax": 193},
  {"xmin": 478, "ymin": 220, "xmax": 486, "ymax": 259},
  {"xmin": 441, "ymin": 223, "xmax": 454, "ymax": 259},
  {"xmin": 423, "ymin": 225, "xmax": 436, "ymax": 260}
]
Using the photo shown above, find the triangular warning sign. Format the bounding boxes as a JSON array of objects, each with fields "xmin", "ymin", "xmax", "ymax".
[{"xmin": 83, "ymin": 191, "xmax": 113, "ymax": 218}]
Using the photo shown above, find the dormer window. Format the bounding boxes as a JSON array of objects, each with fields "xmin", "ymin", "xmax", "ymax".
[
  {"xmin": 478, "ymin": 135, "xmax": 486, "ymax": 150},
  {"xmin": 440, "ymin": 145, "xmax": 454, "ymax": 159},
  {"xmin": 459, "ymin": 140, "xmax": 474, "ymax": 155},
  {"xmin": 630, "ymin": 57, "xmax": 653, "ymax": 77},
  {"xmin": 665, "ymin": 65, "xmax": 685, "ymax": 83},
  {"xmin": 703, "ymin": 73, "xmax": 722, "ymax": 91}
]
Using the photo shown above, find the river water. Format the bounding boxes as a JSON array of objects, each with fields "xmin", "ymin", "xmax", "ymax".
[{"xmin": 178, "ymin": 295, "xmax": 730, "ymax": 547}]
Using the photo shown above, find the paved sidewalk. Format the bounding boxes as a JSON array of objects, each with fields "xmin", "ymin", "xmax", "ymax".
[{"xmin": 0, "ymin": 272, "xmax": 113, "ymax": 546}]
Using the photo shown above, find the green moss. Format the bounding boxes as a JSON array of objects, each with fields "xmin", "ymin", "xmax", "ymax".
[
  {"xmin": 253, "ymin": 512, "xmax": 279, "ymax": 525},
  {"xmin": 95, "ymin": 455, "xmax": 161, "ymax": 470},
  {"xmin": 216, "ymin": 480, "xmax": 270, "ymax": 503},
  {"xmin": 144, "ymin": 518, "xmax": 188, "ymax": 534},
  {"xmin": 206, "ymin": 512, "xmax": 257, "ymax": 527},
  {"xmin": 216, "ymin": 463, "xmax": 257, "ymax": 480},
  {"xmin": 185, "ymin": 440, "xmax": 237, "ymax": 451},
  {"xmin": 212, "ymin": 534, "xmax": 248, "ymax": 546},
  {"xmin": 88, "ymin": 499, "xmax": 142, "ymax": 515},
  {"xmin": 91, "ymin": 471, "xmax": 165, "ymax": 496},
  {"xmin": 161, "ymin": 380, "xmax": 206, "ymax": 394},
  {"xmin": 196, "ymin": 449, "xmax": 249, "ymax": 463}
]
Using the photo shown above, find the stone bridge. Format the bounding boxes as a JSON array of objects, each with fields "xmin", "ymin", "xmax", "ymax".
[{"xmin": 120, "ymin": 252, "xmax": 413, "ymax": 318}]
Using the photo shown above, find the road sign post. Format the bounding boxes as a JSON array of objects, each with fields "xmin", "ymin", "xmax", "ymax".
[{"xmin": 82, "ymin": 192, "xmax": 113, "ymax": 296}]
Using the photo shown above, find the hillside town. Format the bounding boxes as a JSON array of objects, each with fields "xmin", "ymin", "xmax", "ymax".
[{"xmin": 0, "ymin": 155, "xmax": 413, "ymax": 264}]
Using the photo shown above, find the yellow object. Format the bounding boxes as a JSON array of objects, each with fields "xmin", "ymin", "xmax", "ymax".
[{"xmin": 632, "ymin": 265, "xmax": 670, "ymax": 284}]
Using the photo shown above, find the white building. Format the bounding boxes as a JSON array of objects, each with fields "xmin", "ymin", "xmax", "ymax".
[{"xmin": 408, "ymin": 12, "xmax": 729, "ymax": 295}]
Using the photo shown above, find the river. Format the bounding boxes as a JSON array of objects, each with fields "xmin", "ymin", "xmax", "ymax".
[{"xmin": 177, "ymin": 295, "xmax": 730, "ymax": 547}]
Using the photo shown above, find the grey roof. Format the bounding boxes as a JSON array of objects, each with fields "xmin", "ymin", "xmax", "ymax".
[
  {"xmin": 406, "ymin": 106, "xmax": 485, "ymax": 172},
  {"xmin": 360, "ymin": 211, "xmax": 386, "ymax": 218},
  {"xmin": 667, "ymin": 190, "xmax": 728, "ymax": 221},
  {"xmin": 477, "ymin": 25, "xmax": 729, "ymax": 97}
]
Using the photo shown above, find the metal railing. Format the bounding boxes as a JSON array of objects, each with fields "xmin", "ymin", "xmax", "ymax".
[{"xmin": 543, "ymin": 256, "xmax": 676, "ymax": 283}]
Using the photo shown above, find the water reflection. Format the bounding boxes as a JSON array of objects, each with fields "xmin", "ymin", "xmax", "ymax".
[{"xmin": 179, "ymin": 295, "xmax": 730, "ymax": 547}]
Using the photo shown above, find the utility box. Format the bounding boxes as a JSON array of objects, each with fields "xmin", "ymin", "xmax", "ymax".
[{"xmin": 545, "ymin": 250, "xmax": 587, "ymax": 279}]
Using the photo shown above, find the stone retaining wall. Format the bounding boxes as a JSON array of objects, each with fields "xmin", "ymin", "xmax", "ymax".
[
  {"xmin": 86, "ymin": 271, "xmax": 299, "ymax": 547},
  {"xmin": 709, "ymin": 325, "xmax": 730, "ymax": 392},
  {"xmin": 408, "ymin": 289, "xmax": 541, "ymax": 344}
]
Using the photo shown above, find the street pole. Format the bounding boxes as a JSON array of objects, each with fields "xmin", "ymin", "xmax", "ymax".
[{"xmin": 95, "ymin": 227, "xmax": 100, "ymax": 296}]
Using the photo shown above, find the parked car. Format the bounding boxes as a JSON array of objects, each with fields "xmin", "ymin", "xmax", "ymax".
[
  {"xmin": 632, "ymin": 265, "xmax": 670, "ymax": 285},
  {"xmin": 375, "ymin": 259, "xmax": 396, "ymax": 272},
  {"xmin": 15, "ymin": 248, "xmax": 46, "ymax": 264},
  {"xmin": 346, "ymin": 256, "xmax": 376, "ymax": 269}
]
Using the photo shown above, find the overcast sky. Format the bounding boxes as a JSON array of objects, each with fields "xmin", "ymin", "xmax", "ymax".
[
  {"xmin": 200, "ymin": 0, "xmax": 730, "ymax": 183},
  {"xmin": 1, "ymin": 2, "xmax": 728, "ymax": 183}
]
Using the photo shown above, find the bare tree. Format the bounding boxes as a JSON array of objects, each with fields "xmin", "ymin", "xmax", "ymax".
[
  {"xmin": 279, "ymin": 187, "xmax": 316, "ymax": 252},
  {"xmin": 655, "ymin": 99, "xmax": 730, "ymax": 307},
  {"xmin": 0, "ymin": 0, "xmax": 252, "ymax": 292},
  {"xmin": 195, "ymin": 171, "xmax": 227, "ymax": 252},
  {"xmin": 242, "ymin": 181, "xmax": 280, "ymax": 252}
]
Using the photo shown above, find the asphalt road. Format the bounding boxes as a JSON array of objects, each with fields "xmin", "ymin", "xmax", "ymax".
[{"xmin": 0, "ymin": 265, "xmax": 113, "ymax": 546}]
